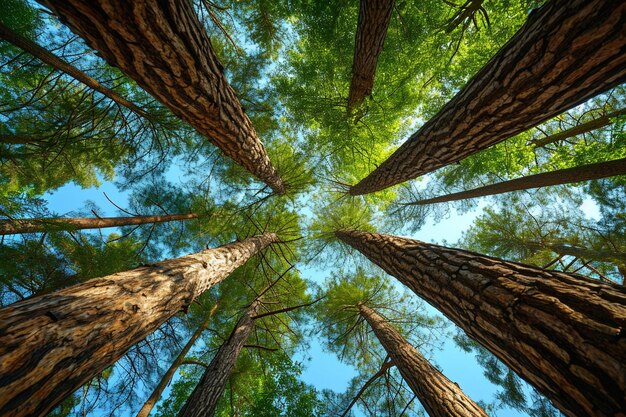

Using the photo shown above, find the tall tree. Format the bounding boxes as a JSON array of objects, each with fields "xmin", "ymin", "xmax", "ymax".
[
  {"xmin": 349, "ymin": 0, "xmax": 626, "ymax": 195},
  {"xmin": 358, "ymin": 303, "xmax": 489, "ymax": 417},
  {"xmin": 0, "ymin": 212, "xmax": 201, "ymax": 235},
  {"xmin": 0, "ymin": 21, "xmax": 148, "ymax": 118},
  {"xmin": 336, "ymin": 229, "xmax": 626, "ymax": 417},
  {"xmin": 347, "ymin": 0, "xmax": 395, "ymax": 113},
  {"xmin": 531, "ymin": 106, "xmax": 626, "ymax": 148},
  {"xmin": 135, "ymin": 302, "xmax": 219, "ymax": 417},
  {"xmin": 177, "ymin": 300, "xmax": 260, "ymax": 417},
  {"xmin": 402, "ymin": 157, "xmax": 626, "ymax": 205},
  {"xmin": 0, "ymin": 233, "xmax": 277, "ymax": 417},
  {"xmin": 41, "ymin": 0, "xmax": 285, "ymax": 193}
]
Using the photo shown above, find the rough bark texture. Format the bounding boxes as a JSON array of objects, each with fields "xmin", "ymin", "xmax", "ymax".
[
  {"xmin": 347, "ymin": 0, "xmax": 395, "ymax": 113},
  {"xmin": 336, "ymin": 229, "xmax": 626, "ymax": 417},
  {"xmin": 41, "ymin": 0, "xmax": 285, "ymax": 194},
  {"xmin": 0, "ymin": 212, "xmax": 200, "ymax": 235},
  {"xmin": 531, "ymin": 107, "xmax": 626, "ymax": 148},
  {"xmin": 0, "ymin": 233, "xmax": 276, "ymax": 417},
  {"xmin": 0, "ymin": 21, "xmax": 148, "ymax": 118},
  {"xmin": 349, "ymin": 0, "xmax": 626, "ymax": 195},
  {"xmin": 135, "ymin": 303, "xmax": 219, "ymax": 417},
  {"xmin": 406, "ymin": 157, "xmax": 626, "ymax": 205},
  {"xmin": 358, "ymin": 304, "xmax": 489, "ymax": 417},
  {"xmin": 177, "ymin": 301, "xmax": 259, "ymax": 417}
]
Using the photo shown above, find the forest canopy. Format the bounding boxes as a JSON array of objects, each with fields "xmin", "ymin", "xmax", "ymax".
[{"xmin": 1, "ymin": 0, "xmax": 625, "ymax": 417}]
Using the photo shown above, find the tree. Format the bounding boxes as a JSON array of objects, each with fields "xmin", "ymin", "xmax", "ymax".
[
  {"xmin": 135, "ymin": 302, "xmax": 220, "ymax": 417},
  {"xmin": 358, "ymin": 303, "xmax": 489, "ymax": 417},
  {"xmin": 42, "ymin": 0, "xmax": 285, "ymax": 193},
  {"xmin": 349, "ymin": 0, "xmax": 626, "ymax": 195},
  {"xmin": 347, "ymin": 0, "xmax": 395, "ymax": 113},
  {"xmin": 336, "ymin": 229, "xmax": 626, "ymax": 417},
  {"xmin": 0, "ymin": 21, "xmax": 148, "ymax": 119},
  {"xmin": 0, "ymin": 212, "xmax": 201, "ymax": 235},
  {"xmin": 402, "ymin": 157, "xmax": 626, "ymax": 205},
  {"xmin": 178, "ymin": 300, "xmax": 261, "ymax": 417},
  {"xmin": 531, "ymin": 106, "xmax": 626, "ymax": 148},
  {"xmin": 0, "ymin": 233, "xmax": 277, "ymax": 417}
]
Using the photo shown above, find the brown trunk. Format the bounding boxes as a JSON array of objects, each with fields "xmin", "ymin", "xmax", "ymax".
[
  {"xmin": 531, "ymin": 107, "xmax": 626, "ymax": 148},
  {"xmin": 336, "ymin": 229, "xmax": 626, "ymax": 417},
  {"xmin": 358, "ymin": 304, "xmax": 489, "ymax": 417},
  {"xmin": 405, "ymin": 157, "xmax": 626, "ymax": 205},
  {"xmin": 135, "ymin": 302, "xmax": 219, "ymax": 417},
  {"xmin": 349, "ymin": 0, "xmax": 626, "ymax": 195},
  {"xmin": 41, "ymin": 0, "xmax": 285, "ymax": 194},
  {"xmin": 347, "ymin": 0, "xmax": 395, "ymax": 113},
  {"xmin": 0, "ymin": 212, "xmax": 201, "ymax": 235},
  {"xmin": 0, "ymin": 233, "xmax": 277, "ymax": 417},
  {"xmin": 177, "ymin": 301, "xmax": 260, "ymax": 417},
  {"xmin": 0, "ymin": 21, "xmax": 148, "ymax": 119}
]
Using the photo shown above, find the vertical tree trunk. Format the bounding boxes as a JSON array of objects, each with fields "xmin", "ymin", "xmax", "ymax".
[
  {"xmin": 349, "ymin": 0, "xmax": 626, "ymax": 195},
  {"xmin": 531, "ymin": 107, "xmax": 626, "ymax": 148},
  {"xmin": 347, "ymin": 0, "xmax": 395, "ymax": 114},
  {"xmin": 41, "ymin": 0, "xmax": 285, "ymax": 194},
  {"xmin": 0, "ymin": 233, "xmax": 277, "ymax": 417},
  {"xmin": 336, "ymin": 229, "xmax": 626, "ymax": 417},
  {"xmin": 404, "ymin": 157, "xmax": 626, "ymax": 205},
  {"xmin": 177, "ymin": 301, "xmax": 260, "ymax": 417},
  {"xmin": 0, "ymin": 212, "xmax": 201, "ymax": 235},
  {"xmin": 135, "ymin": 302, "xmax": 219, "ymax": 417},
  {"xmin": 358, "ymin": 303, "xmax": 489, "ymax": 417},
  {"xmin": 0, "ymin": 21, "xmax": 148, "ymax": 119}
]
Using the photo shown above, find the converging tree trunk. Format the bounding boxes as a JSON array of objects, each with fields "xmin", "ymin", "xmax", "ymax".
[
  {"xmin": 404, "ymin": 157, "xmax": 626, "ymax": 205},
  {"xmin": 177, "ymin": 300, "xmax": 260, "ymax": 417},
  {"xmin": 135, "ymin": 302, "xmax": 219, "ymax": 417},
  {"xmin": 358, "ymin": 303, "xmax": 489, "ymax": 417},
  {"xmin": 529, "ymin": 241, "xmax": 626, "ymax": 274},
  {"xmin": 349, "ymin": 0, "xmax": 626, "ymax": 195},
  {"xmin": 531, "ymin": 107, "xmax": 626, "ymax": 148},
  {"xmin": 41, "ymin": 0, "xmax": 285, "ymax": 193},
  {"xmin": 0, "ymin": 233, "xmax": 277, "ymax": 417},
  {"xmin": 336, "ymin": 229, "xmax": 626, "ymax": 417},
  {"xmin": 0, "ymin": 212, "xmax": 201, "ymax": 235},
  {"xmin": 347, "ymin": 0, "xmax": 395, "ymax": 113},
  {"xmin": 0, "ymin": 21, "xmax": 148, "ymax": 119}
]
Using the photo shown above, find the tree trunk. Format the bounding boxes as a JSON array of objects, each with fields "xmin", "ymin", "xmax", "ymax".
[
  {"xmin": 531, "ymin": 107, "xmax": 626, "ymax": 148},
  {"xmin": 0, "ymin": 134, "xmax": 40, "ymax": 144},
  {"xmin": 177, "ymin": 301, "xmax": 260, "ymax": 417},
  {"xmin": 0, "ymin": 233, "xmax": 277, "ymax": 417},
  {"xmin": 358, "ymin": 303, "xmax": 489, "ymax": 417},
  {"xmin": 531, "ymin": 241, "xmax": 626, "ymax": 273},
  {"xmin": 404, "ymin": 157, "xmax": 626, "ymax": 205},
  {"xmin": 0, "ymin": 21, "xmax": 148, "ymax": 119},
  {"xmin": 349, "ymin": 0, "xmax": 626, "ymax": 195},
  {"xmin": 347, "ymin": 0, "xmax": 395, "ymax": 114},
  {"xmin": 0, "ymin": 212, "xmax": 201, "ymax": 235},
  {"xmin": 41, "ymin": 0, "xmax": 285, "ymax": 194},
  {"xmin": 135, "ymin": 302, "xmax": 219, "ymax": 417},
  {"xmin": 336, "ymin": 229, "xmax": 626, "ymax": 417}
]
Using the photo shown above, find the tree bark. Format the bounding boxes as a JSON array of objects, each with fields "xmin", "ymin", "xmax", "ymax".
[
  {"xmin": 349, "ymin": 0, "xmax": 626, "ymax": 195},
  {"xmin": 2, "ymin": 213, "xmax": 200, "ymax": 235},
  {"xmin": 347, "ymin": 0, "xmax": 395, "ymax": 114},
  {"xmin": 404, "ymin": 157, "xmax": 626, "ymax": 205},
  {"xmin": 0, "ymin": 21, "xmax": 148, "ymax": 119},
  {"xmin": 358, "ymin": 304, "xmax": 489, "ymax": 417},
  {"xmin": 531, "ymin": 107, "xmax": 626, "ymax": 148},
  {"xmin": 0, "ymin": 212, "xmax": 201, "ymax": 235},
  {"xmin": 135, "ymin": 302, "xmax": 219, "ymax": 417},
  {"xmin": 529, "ymin": 241, "xmax": 626, "ymax": 272},
  {"xmin": 177, "ymin": 301, "xmax": 260, "ymax": 417},
  {"xmin": 336, "ymin": 229, "xmax": 626, "ymax": 417},
  {"xmin": 0, "ymin": 233, "xmax": 277, "ymax": 417},
  {"xmin": 41, "ymin": 0, "xmax": 285, "ymax": 194}
]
